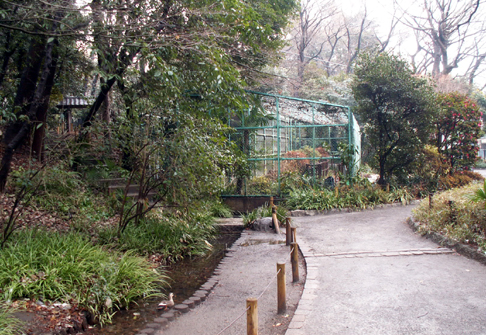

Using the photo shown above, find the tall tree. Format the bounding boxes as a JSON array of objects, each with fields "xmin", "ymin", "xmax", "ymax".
[
  {"xmin": 397, "ymin": 0, "xmax": 485, "ymax": 83},
  {"xmin": 351, "ymin": 50, "xmax": 436, "ymax": 185},
  {"xmin": 0, "ymin": 0, "xmax": 298, "ymax": 192},
  {"xmin": 280, "ymin": 3, "xmax": 385, "ymax": 98},
  {"xmin": 0, "ymin": 0, "xmax": 82, "ymax": 192},
  {"xmin": 291, "ymin": 0, "xmax": 337, "ymax": 93}
]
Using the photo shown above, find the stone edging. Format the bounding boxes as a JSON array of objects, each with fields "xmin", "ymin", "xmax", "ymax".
[
  {"xmin": 133, "ymin": 228, "xmax": 248, "ymax": 335},
  {"xmin": 407, "ymin": 216, "xmax": 486, "ymax": 266},
  {"xmin": 289, "ymin": 200, "xmax": 421, "ymax": 217},
  {"xmin": 134, "ymin": 279, "xmax": 219, "ymax": 335}
]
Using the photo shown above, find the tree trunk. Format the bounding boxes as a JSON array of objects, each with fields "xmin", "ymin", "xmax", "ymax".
[
  {"xmin": 0, "ymin": 37, "xmax": 45, "ymax": 192},
  {"xmin": 0, "ymin": 31, "xmax": 17, "ymax": 89},
  {"xmin": 32, "ymin": 39, "xmax": 59, "ymax": 161},
  {"xmin": 378, "ymin": 156, "xmax": 386, "ymax": 185},
  {"xmin": 81, "ymin": 76, "xmax": 117, "ymax": 128}
]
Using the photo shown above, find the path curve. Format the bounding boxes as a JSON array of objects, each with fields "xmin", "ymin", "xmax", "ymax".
[{"xmin": 287, "ymin": 204, "xmax": 486, "ymax": 335}]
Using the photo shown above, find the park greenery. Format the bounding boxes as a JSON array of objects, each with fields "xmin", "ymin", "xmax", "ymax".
[
  {"xmin": 0, "ymin": 230, "xmax": 165, "ymax": 325},
  {"xmin": 352, "ymin": 50, "xmax": 436, "ymax": 185},
  {"xmin": 414, "ymin": 181, "xmax": 486, "ymax": 254},
  {"xmin": 1, "ymin": 0, "xmax": 486, "ymax": 332}
]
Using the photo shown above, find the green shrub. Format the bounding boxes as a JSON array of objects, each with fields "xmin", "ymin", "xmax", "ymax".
[
  {"xmin": 241, "ymin": 203, "xmax": 289, "ymax": 226},
  {"xmin": 474, "ymin": 160, "xmax": 486, "ymax": 169},
  {"xmin": 0, "ymin": 303, "xmax": 23, "ymax": 335},
  {"xmin": 97, "ymin": 209, "xmax": 215, "ymax": 263},
  {"xmin": 413, "ymin": 182, "xmax": 486, "ymax": 252},
  {"xmin": 285, "ymin": 185, "xmax": 413, "ymax": 210},
  {"xmin": 209, "ymin": 200, "xmax": 233, "ymax": 218},
  {"xmin": 279, "ymin": 171, "xmax": 309, "ymax": 195},
  {"xmin": 0, "ymin": 230, "xmax": 166, "ymax": 325},
  {"xmin": 13, "ymin": 164, "xmax": 113, "ymax": 225},
  {"xmin": 246, "ymin": 175, "xmax": 277, "ymax": 195}
]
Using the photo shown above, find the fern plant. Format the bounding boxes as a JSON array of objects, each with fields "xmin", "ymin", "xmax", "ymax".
[{"xmin": 469, "ymin": 180, "xmax": 486, "ymax": 209}]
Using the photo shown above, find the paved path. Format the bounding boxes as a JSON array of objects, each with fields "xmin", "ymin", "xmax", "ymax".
[
  {"xmin": 153, "ymin": 229, "xmax": 304, "ymax": 335},
  {"xmin": 287, "ymin": 205, "xmax": 486, "ymax": 335}
]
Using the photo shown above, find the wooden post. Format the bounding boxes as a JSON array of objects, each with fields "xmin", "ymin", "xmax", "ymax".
[
  {"xmin": 386, "ymin": 184, "xmax": 390, "ymax": 192},
  {"xmin": 291, "ymin": 242, "xmax": 299, "ymax": 283},
  {"xmin": 247, "ymin": 298, "xmax": 258, "ymax": 335},
  {"xmin": 272, "ymin": 205, "xmax": 280, "ymax": 234},
  {"xmin": 291, "ymin": 227, "xmax": 297, "ymax": 243},
  {"xmin": 277, "ymin": 262, "xmax": 286, "ymax": 314},
  {"xmin": 285, "ymin": 217, "xmax": 291, "ymax": 246}
]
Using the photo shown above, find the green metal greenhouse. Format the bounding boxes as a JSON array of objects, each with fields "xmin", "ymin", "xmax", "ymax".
[{"xmin": 225, "ymin": 91, "xmax": 361, "ymax": 197}]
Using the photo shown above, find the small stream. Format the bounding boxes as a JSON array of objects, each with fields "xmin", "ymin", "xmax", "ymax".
[{"xmin": 85, "ymin": 224, "xmax": 243, "ymax": 335}]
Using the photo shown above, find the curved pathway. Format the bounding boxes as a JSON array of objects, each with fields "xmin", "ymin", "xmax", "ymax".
[{"xmin": 287, "ymin": 205, "xmax": 486, "ymax": 335}]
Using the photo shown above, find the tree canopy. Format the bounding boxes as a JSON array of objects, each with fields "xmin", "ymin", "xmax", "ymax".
[
  {"xmin": 351, "ymin": 50, "xmax": 436, "ymax": 185},
  {"xmin": 434, "ymin": 92, "xmax": 482, "ymax": 172},
  {"xmin": 0, "ymin": 0, "xmax": 299, "ymax": 192}
]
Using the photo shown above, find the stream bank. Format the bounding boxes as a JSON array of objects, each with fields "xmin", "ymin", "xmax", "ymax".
[
  {"xmin": 15, "ymin": 219, "xmax": 244, "ymax": 335},
  {"xmin": 84, "ymin": 219, "xmax": 244, "ymax": 335}
]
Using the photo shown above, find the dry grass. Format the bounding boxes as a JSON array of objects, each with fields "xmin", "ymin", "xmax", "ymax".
[{"xmin": 413, "ymin": 182, "xmax": 486, "ymax": 252}]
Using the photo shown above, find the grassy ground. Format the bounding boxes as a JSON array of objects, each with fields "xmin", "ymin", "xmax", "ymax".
[
  {"xmin": 413, "ymin": 181, "xmax": 486, "ymax": 253},
  {"xmin": 0, "ymin": 162, "xmax": 225, "ymax": 333}
]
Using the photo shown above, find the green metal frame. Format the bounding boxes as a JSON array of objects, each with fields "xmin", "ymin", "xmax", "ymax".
[{"xmin": 226, "ymin": 91, "xmax": 360, "ymax": 196}]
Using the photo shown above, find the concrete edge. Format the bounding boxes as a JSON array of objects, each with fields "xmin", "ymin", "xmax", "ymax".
[
  {"xmin": 407, "ymin": 217, "xmax": 486, "ymax": 266},
  {"xmin": 285, "ymin": 203, "xmax": 486, "ymax": 334},
  {"xmin": 285, "ymin": 236, "xmax": 312, "ymax": 334},
  {"xmin": 135, "ymin": 225, "xmax": 247, "ymax": 335}
]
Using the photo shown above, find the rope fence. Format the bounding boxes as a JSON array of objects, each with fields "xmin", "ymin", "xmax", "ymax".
[
  {"xmin": 257, "ymin": 267, "xmax": 281, "ymax": 301},
  {"xmin": 214, "ymin": 216, "xmax": 300, "ymax": 335},
  {"xmin": 215, "ymin": 306, "xmax": 251, "ymax": 335}
]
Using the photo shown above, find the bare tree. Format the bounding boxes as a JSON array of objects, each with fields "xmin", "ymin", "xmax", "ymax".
[
  {"xmin": 291, "ymin": 0, "xmax": 338, "ymax": 94},
  {"xmin": 373, "ymin": 4, "xmax": 401, "ymax": 53},
  {"xmin": 321, "ymin": 19, "xmax": 346, "ymax": 76},
  {"xmin": 397, "ymin": 0, "xmax": 485, "ymax": 84},
  {"xmin": 344, "ymin": 9, "xmax": 372, "ymax": 74}
]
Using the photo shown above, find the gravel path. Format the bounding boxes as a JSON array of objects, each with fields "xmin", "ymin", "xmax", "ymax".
[{"xmin": 152, "ymin": 229, "xmax": 305, "ymax": 335}]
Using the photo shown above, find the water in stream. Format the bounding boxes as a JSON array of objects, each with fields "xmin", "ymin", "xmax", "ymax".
[{"xmin": 85, "ymin": 225, "xmax": 242, "ymax": 335}]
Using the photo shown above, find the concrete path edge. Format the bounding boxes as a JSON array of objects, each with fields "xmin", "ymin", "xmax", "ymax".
[
  {"xmin": 407, "ymin": 216, "xmax": 486, "ymax": 266},
  {"xmin": 285, "ymin": 202, "xmax": 486, "ymax": 335}
]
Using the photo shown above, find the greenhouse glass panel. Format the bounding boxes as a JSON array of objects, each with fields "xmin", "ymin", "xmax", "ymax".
[{"xmin": 225, "ymin": 91, "xmax": 360, "ymax": 196}]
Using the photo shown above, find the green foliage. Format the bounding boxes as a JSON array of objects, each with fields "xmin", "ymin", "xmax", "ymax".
[
  {"xmin": 241, "ymin": 204, "xmax": 289, "ymax": 226},
  {"xmin": 395, "ymin": 145, "xmax": 449, "ymax": 197},
  {"xmin": 0, "ymin": 0, "xmax": 299, "ymax": 191},
  {"xmin": 279, "ymin": 170, "xmax": 309, "ymax": 195},
  {"xmin": 0, "ymin": 303, "xmax": 23, "ymax": 335},
  {"xmin": 109, "ymin": 104, "xmax": 239, "ymax": 233},
  {"xmin": 338, "ymin": 142, "xmax": 360, "ymax": 182},
  {"xmin": 246, "ymin": 175, "xmax": 278, "ymax": 195},
  {"xmin": 352, "ymin": 50, "xmax": 436, "ymax": 185},
  {"xmin": 469, "ymin": 180, "xmax": 486, "ymax": 209},
  {"xmin": 97, "ymin": 209, "xmax": 215, "ymax": 263},
  {"xmin": 209, "ymin": 200, "xmax": 234, "ymax": 218},
  {"xmin": 285, "ymin": 185, "xmax": 413, "ymax": 210},
  {"xmin": 24, "ymin": 164, "xmax": 112, "ymax": 224},
  {"xmin": 0, "ymin": 230, "xmax": 165, "ymax": 325},
  {"xmin": 413, "ymin": 183, "xmax": 486, "ymax": 252},
  {"xmin": 434, "ymin": 92, "xmax": 482, "ymax": 172}
]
